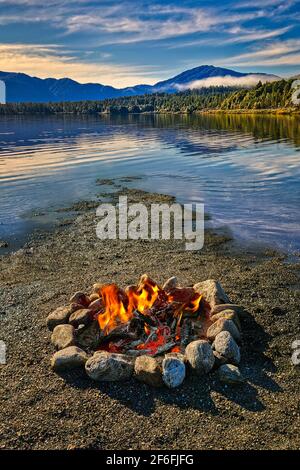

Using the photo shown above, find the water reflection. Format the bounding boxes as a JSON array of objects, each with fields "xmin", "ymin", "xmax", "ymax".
[{"xmin": 0, "ymin": 113, "xmax": 299, "ymax": 252}]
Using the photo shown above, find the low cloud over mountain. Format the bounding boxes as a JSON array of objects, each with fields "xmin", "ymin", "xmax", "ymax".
[{"xmin": 0, "ymin": 65, "xmax": 280, "ymax": 103}]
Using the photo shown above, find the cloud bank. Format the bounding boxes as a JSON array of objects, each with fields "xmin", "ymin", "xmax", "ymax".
[{"xmin": 175, "ymin": 74, "xmax": 278, "ymax": 90}]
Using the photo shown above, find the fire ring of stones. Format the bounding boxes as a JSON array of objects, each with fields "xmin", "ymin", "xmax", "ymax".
[{"xmin": 47, "ymin": 275, "xmax": 246, "ymax": 388}]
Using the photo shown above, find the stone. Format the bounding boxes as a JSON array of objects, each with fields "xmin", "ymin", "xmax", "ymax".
[
  {"xmin": 211, "ymin": 303, "xmax": 247, "ymax": 319},
  {"xmin": 51, "ymin": 324, "xmax": 75, "ymax": 350},
  {"xmin": 210, "ymin": 309, "xmax": 241, "ymax": 331},
  {"xmin": 162, "ymin": 276, "xmax": 178, "ymax": 292},
  {"xmin": 193, "ymin": 279, "xmax": 230, "ymax": 310},
  {"xmin": 165, "ymin": 352, "xmax": 186, "ymax": 362},
  {"xmin": 92, "ymin": 283, "xmax": 103, "ymax": 295},
  {"xmin": 0, "ymin": 239, "xmax": 8, "ymax": 248},
  {"xmin": 214, "ymin": 331, "xmax": 241, "ymax": 365},
  {"xmin": 46, "ymin": 305, "xmax": 74, "ymax": 331},
  {"xmin": 185, "ymin": 340, "xmax": 215, "ymax": 375},
  {"xmin": 218, "ymin": 364, "xmax": 245, "ymax": 385},
  {"xmin": 213, "ymin": 351, "xmax": 227, "ymax": 367},
  {"xmin": 89, "ymin": 293, "xmax": 100, "ymax": 302},
  {"xmin": 69, "ymin": 291, "xmax": 90, "ymax": 307},
  {"xmin": 88, "ymin": 298, "xmax": 104, "ymax": 314},
  {"xmin": 134, "ymin": 355, "xmax": 163, "ymax": 387},
  {"xmin": 85, "ymin": 351, "xmax": 134, "ymax": 381},
  {"xmin": 51, "ymin": 346, "xmax": 88, "ymax": 371},
  {"xmin": 75, "ymin": 321, "xmax": 101, "ymax": 350},
  {"xmin": 69, "ymin": 308, "xmax": 92, "ymax": 327},
  {"xmin": 162, "ymin": 356, "xmax": 186, "ymax": 388},
  {"xmin": 206, "ymin": 318, "xmax": 241, "ymax": 342}
]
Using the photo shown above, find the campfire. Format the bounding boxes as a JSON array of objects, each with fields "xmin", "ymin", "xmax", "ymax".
[
  {"xmin": 96, "ymin": 275, "xmax": 203, "ymax": 356},
  {"xmin": 47, "ymin": 275, "xmax": 245, "ymax": 387}
]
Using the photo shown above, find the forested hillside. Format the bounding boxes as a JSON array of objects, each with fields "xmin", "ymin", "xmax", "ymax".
[{"xmin": 0, "ymin": 80, "xmax": 298, "ymax": 115}]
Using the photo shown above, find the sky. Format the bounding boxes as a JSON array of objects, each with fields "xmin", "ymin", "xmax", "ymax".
[{"xmin": 0, "ymin": 0, "xmax": 299, "ymax": 87}]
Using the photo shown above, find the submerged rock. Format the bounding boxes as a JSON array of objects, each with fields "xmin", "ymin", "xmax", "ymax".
[
  {"xmin": 162, "ymin": 356, "xmax": 186, "ymax": 388},
  {"xmin": 185, "ymin": 339, "xmax": 215, "ymax": 375},
  {"xmin": 85, "ymin": 351, "xmax": 134, "ymax": 381},
  {"xmin": 218, "ymin": 364, "xmax": 245, "ymax": 385},
  {"xmin": 134, "ymin": 355, "xmax": 163, "ymax": 387},
  {"xmin": 193, "ymin": 279, "xmax": 230, "ymax": 309},
  {"xmin": 51, "ymin": 346, "xmax": 88, "ymax": 371},
  {"xmin": 51, "ymin": 324, "xmax": 75, "ymax": 350},
  {"xmin": 206, "ymin": 318, "xmax": 241, "ymax": 342},
  {"xmin": 213, "ymin": 331, "xmax": 240, "ymax": 365}
]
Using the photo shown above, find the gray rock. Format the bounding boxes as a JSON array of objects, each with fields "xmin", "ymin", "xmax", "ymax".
[
  {"xmin": 210, "ymin": 309, "xmax": 241, "ymax": 331},
  {"xmin": 92, "ymin": 283, "xmax": 103, "ymax": 295},
  {"xmin": 88, "ymin": 298, "xmax": 103, "ymax": 314},
  {"xmin": 214, "ymin": 331, "xmax": 240, "ymax": 365},
  {"xmin": 162, "ymin": 276, "xmax": 178, "ymax": 292},
  {"xmin": 134, "ymin": 355, "xmax": 163, "ymax": 387},
  {"xmin": 51, "ymin": 346, "xmax": 88, "ymax": 371},
  {"xmin": 69, "ymin": 291, "xmax": 90, "ymax": 307},
  {"xmin": 0, "ymin": 239, "xmax": 8, "ymax": 248},
  {"xmin": 206, "ymin": 318, "xmax": 241, "ymax": 342},
  {"xmin": 218, "ymin": 364, "xmax": 245, "ymax": 384},
  {"xmin": 185, "ymin": 340, "xmax": 215, "ymax": 375},
  {"xmin": 69, "ymin": 308, "xmax": 92, "ymax": 327},
  {"xmin": 193, "ymin": 279, "xmax": 230, "ymax": 309},
  {"xmin": 75, "ymin": 321, "xmax": 101, "ymax": 350},
  {"xmin": 46, "ymin": 305, "xmax": 74, "ymax": 331},
  {"xmin": 213, "ymin": 351, "xmax": 227, "ymax": 367},
  {"xmin": 211, "ymin": 303, "xmax": 247, "ymax": 319},
  {"xmin": 162, "ymin": 356, "xmax": 186, "ymax": 388},
  {"xmin": 51, "ymin": 324, "xmax": 75, "ymax": 350},
  {"xmin": 165, "ymin": 352, "xmax": 186, "ymax": 362},
  {"xmin": 85, "ymin": 351, "xmax": 134, "ymax": 381}
]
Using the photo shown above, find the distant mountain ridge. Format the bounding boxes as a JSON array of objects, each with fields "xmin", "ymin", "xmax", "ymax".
[{"xmin": 0, "ymin": 65, "xmax": 280, "ymax": 103}]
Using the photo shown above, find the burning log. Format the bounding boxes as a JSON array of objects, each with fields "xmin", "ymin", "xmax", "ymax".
[
  {"xmin": 127, "ymin": 317, "xmax": 145, "ymax": 337},
  {"xmin": 99, "ymin": 317, "xmax": 146, "ymax": 345},
  {"xmin": 153, "ymin": 342, "xmax": 176, "ymax": 357},
  {"xmin": 99, "ymin": 322, "xmax": 134, "ymax": 345},
  {"xmin": 133, "ymin": 309, "xmax": 157, "ymax": 327}
]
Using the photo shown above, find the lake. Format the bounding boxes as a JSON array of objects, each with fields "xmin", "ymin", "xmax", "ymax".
[{"xmin": 0, "ymin": 113, "xmax": 300, "ymax": 253}]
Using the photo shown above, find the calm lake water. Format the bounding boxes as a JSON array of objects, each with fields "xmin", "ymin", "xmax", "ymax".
[{"xmin": 0, "ymin": 113, "xmax": 300, "ymax": 253}]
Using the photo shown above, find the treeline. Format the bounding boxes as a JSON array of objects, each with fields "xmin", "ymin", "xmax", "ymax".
[
  {"xmin": 220, "ymin": 79, "xmax": 294, "ymax": 110},
  {"xmin": 0, "ymin": 80, "xmax": 298, "ymax": 115}
]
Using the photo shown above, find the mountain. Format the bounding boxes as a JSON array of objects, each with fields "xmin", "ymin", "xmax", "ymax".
[{"xmin": 0, "ymin": 65, "xmax": 280, "ymax": 103}]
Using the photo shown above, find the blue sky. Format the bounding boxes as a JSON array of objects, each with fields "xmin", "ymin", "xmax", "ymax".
[{"xmin": 0, "ymin": 0, "xmax": 299, "ymax": 86}]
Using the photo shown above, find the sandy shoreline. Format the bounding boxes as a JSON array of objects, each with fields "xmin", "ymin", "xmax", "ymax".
[{"xmin": 0, "ymin": 183, "xmax": 299, "ymax": 450}]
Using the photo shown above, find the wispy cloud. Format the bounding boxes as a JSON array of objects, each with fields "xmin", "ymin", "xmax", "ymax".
[
  {"xmin": 0, "ymin": 1, "xmax": 299, "ymax": 84},
  {"xmin": 222, "ymin": 39, "xmax": 300, "ymax": 66},
  {"xmin": 0, "ymin": 43, "xmax": 161, "ymax": 86}
]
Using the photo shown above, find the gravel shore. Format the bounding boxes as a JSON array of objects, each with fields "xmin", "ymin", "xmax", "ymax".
[{"xmin": 0, "ymin": 184, "xmax": 299, "ymax": 450}]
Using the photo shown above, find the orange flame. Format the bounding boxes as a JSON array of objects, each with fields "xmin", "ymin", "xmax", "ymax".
[
  {"xmin": 97, "ymin": 276, "xmax": 202, "ymax": 353},
  {"xmin": 185, "ymin": 294, "xmax": 202, "ymax": 313},
  {"xmin": 98, "ymin": 276, "xmax": 161, "ymax": 334},
  {"xmin": 98, "ymin": 284, "xmax": 130, "ymax": 333}
]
